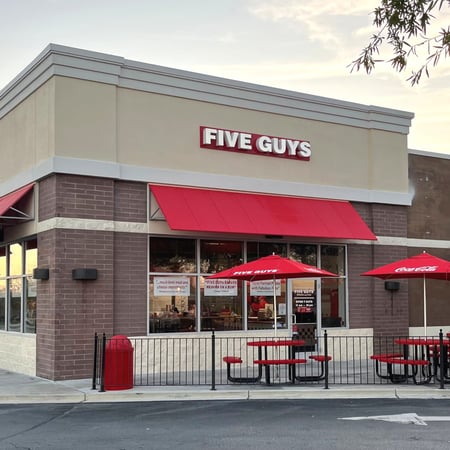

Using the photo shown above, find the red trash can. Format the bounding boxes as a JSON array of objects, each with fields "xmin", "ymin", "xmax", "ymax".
[{"xmin": 104, "ymin": 335, "xmax": 134, "ymax": 391}]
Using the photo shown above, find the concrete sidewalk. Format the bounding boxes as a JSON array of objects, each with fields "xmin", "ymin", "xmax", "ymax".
[{"xmin": 1, "ymin": 369, "xmax": 450, "ymax": 404}]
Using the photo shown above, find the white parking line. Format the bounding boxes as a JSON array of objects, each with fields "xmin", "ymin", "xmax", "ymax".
[{"xmin": 339, "ymin": 413, "xmax": 450, "ymax": 426}]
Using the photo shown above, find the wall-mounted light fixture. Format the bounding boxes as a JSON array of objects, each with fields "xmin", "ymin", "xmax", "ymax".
[
  {"xmin": 33, "ymin": 268, "xmax": 49, "ymax": 280},
  {"xmin": 384, "ymin": 281, "xmax": 400, "ymax": 315},
  {"xmin": 72, "ymin": 268, "xmax": 98, "ymax": 280},
  {"xmin": 384, "ymin": 281, "xmax": 400, "ymax": 292}
]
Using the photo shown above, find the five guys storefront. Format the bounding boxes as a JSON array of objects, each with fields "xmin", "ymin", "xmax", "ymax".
[{"xmin": 0, "ymin": 44, "xmax": 421, "ymax": 380}]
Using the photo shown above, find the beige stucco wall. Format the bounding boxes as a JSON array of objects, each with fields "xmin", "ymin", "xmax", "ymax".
[
  {"xmin": 0, "ymin": 79, "xmax": 55, "ymax": 184},
  {"xmin": 0, "ymin": 74, "xmax": 409, "ymax": 195},
  {"xmin": 0, "ymin": 332, "xmax": 36, "ymax": 376}
]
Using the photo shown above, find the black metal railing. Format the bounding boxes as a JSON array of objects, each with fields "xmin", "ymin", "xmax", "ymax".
[{"xmin": 92, "ymin": 330, "xmax": 449, "ymax": 390}]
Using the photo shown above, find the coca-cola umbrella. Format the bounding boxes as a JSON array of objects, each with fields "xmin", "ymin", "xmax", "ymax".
[
  {"xmin": 207, "ymin": 254, "xmax": 338, "ymax": 335},
  {"xmin": 361, "ymin": 251, "xmax": 450, "ymax": 335}
]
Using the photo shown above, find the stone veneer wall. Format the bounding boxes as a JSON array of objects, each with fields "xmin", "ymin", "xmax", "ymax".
[{"xmin": 0, "ymin": 333, "xmax": 36, "ymax": 376}]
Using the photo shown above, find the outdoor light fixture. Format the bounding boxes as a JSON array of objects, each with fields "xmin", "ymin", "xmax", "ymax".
[
  {"xmin": 72, "ymin": 268, "xmax": 98, "ymax": 280},
  {"xmin": 33, "ymin": 268, "xmax": 49, "ymax": 280},
  {"xmin": 384, "ymin": 281, "xmax": 400, "ymax": 315},
  {"xmin": 384, "ymin": 281, "xmax": 400, "ymax": 292}
]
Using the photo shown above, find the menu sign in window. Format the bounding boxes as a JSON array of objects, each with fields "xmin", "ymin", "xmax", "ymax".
[
  {"xmin": 154, "ymin": 277, "xmax": 190, "ymax": 296},
  {"xmin": 294, "ymin": 288, "xmax": 316, "ymax": 313},
  {"xmin": 250, "ymin": 280, "xmax": 281, "ymax": 296},
  {"xmin": 204, "ymin": 279, "xmax": 238, "ymax": 296}
]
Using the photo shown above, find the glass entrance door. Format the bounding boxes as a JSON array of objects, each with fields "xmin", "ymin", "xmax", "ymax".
[{"xmin": 292, "ymin": 278, "xmax": 318, "ymax": 351}]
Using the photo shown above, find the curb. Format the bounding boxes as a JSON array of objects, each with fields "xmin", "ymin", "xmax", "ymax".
[{"xmin": 0, "ymin": 393, "xmax": 86, "ymax": 404}]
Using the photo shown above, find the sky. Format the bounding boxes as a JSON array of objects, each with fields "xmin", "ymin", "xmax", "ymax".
[{"xmin": 1, "ymin": 0, "xmax": 449, "ymax": 155}]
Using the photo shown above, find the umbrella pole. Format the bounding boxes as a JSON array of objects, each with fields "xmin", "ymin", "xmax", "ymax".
[
  {"xmin": 273, "ymin": 277, "xmax": 280, "ymax": 379},
  {"xmin": 423, "ymin": 275, "xmax": 427, "ymax": 336},
  {"xmin": 273, "ymin": 276, "xmax": 277, "ymax": 338}
]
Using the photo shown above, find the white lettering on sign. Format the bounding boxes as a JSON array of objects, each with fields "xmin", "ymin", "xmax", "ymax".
[
  {"xmin": 154, "ymin": 277, "xmax": 190, "ymax": 296},
  {"xmin": 250, "ymin": 280, "xmax": 282, "ymax": 296},
  {"xmin": 394, "ymin": 266, "xmax": 438, "ymax": 273},
  {"xmin": 204, "ymin": 279, "xmax": 238, "ymax": 296},
  {"xmin": 200, "ymin": 126, "xmax": 311, "ymax": 161}
]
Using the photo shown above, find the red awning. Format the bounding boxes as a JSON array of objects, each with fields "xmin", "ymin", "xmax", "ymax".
[
  {"xmin": 150, "ymin": 185, "xmax": 376, "ymax": 240},
  {"xmin": 0, "ymin": 183, "xmax": 35, "ymax": 219}
]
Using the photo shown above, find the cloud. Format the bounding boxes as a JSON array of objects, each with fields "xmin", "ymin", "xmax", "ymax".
[{"xmin": 247, "ymin": 0, "xmax": 379, "ymax": 47}]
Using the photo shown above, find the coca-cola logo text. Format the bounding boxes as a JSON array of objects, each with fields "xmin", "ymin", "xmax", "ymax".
[{"xmin": 394, "ymin": 266, "xmax": 438, "ymax": 273}]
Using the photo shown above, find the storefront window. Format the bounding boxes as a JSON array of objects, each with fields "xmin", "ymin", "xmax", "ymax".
[
  {"xmin": 0, "ymin": 239, "xmax": 37, "ymax": 333},
  {"xmin": 289, "ymin": 244, "xmax": 317, "ymax": 265},
  {"xmin": 150, "ymin": 237, "xmax": 196, "ymax": 273},
  {"xmin": 200, "ymin": 240, "xmax": 242, "ymax": 273},
  {"xmin": 148, "ymin": 237, "xmax": 348, "ymax": 333},
  {"xmin": 200, "ymin": 240, "xmax": 243, "ymax": 331},
  {"xmin": 149, "ymin": 275, "xmax": 197, "ymax": 332},
  {"xmin": 247, "ymin": 241, "xmax": 287, "ymax": 261},
  {"xmin": 0, "ymin": 279, "xmax": 5, "ymax": 331},
  {"xmin": 9, "ymin": 243, "xmax": 23, "ymax": 276},
  {"xmin": 0, "ymin": 248, "xmax": 5, "ymax": 330},
  {"xmin": 8, "ymin": 278, "xmax": 22, "ymax": 332},
  {"xmin": 0, "ymin": 247, "xmax": 6, "ymax": 278},
  {"xmin": 290, "ymin": 245, "xmax": 318, "ymax": 326},
  {"xmin": 25, "ymin": 240, "xmax": 37, "ymax": 333},
  {"xmin": 247, "ymin": 279, "xmax": 286, "ymax": 330},
  {"xmin": 201, "ymin": 277, "xmax": 243, "ymax": 331},
  {"xmin": 320, "ymin": 245, "xmax": 346, "ymax": 327}
]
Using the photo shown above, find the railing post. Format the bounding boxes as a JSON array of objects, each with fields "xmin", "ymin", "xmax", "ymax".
[
  {"xmin": 210, "ymin": 330, "xmax": 216, "ymax": 391},
  {"xmin": 92, "ymin": 332, "xmax": 98, "ymax": 390},
  {"xmin": 324, "ymin": 329, "xmax": 329, "ymax": 390},
  {"xmin": 99, "ymin": 333, "xmax": 106, "ymax": 393},
  {"xmin": 439, "ymin": 329, "xmax": 445, "ymax": 390}
]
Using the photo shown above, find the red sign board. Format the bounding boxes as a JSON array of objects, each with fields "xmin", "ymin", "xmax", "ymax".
[{"xmin": 200, "ymin": 126, "xmax": 311, "ymax": 161}]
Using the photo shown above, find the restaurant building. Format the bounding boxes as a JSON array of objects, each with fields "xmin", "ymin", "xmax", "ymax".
[{"xmin": 0, "ymin": 44, "xmax": 448, "ymax": 380}]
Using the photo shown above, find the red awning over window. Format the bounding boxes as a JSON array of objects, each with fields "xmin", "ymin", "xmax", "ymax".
[
  {"xmin": 0, "ymin": 183, "xmax": 35, "ymax": 218},
  {"xmin": 150, "ymin": 185, "xmax": 376, "ymax": 241}
]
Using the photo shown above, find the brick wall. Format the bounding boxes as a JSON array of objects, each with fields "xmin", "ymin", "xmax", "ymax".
[
  {"xmin": 348, "ymin": 202, "xmax": 410, "ymax": 337},
  {"xmin": 36, "ymin": 175, "xmax": 148, "ymax": 380},
  {"xmin": 409, "ymin": 154, "xmax": 450, "ymax": 241},
  {"xmin": 408, "ymin": 154, "xmax": 450, "ymax": 328},
  {"xmin": 113, "ymin": 232, "xmax": 148, "ymax": 336}
]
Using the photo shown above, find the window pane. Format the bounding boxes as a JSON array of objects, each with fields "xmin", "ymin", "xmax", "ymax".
[
  {"xmin": 9, "ymin": 278, "xmax": 22, "ymax": 332},
  {"xmin": 289, "ymin": 244, "xmax": 317, "ymax": 266},
  {"xmin": 247, "ymin": 280, "xmax": 287, "ymax": 330},
  {"xmin": 149, "ymin": 237, "xmax": 196, "ymax": 273},
  {"xmin": 0, "ymin": 247, "xmax": 6, "ymax": 278},
  {"xmin": 321, "ymin": 245, "xmax": 346, "ymax": 275},
  {"xmin": 321, "ymin": 278, "xmax": 346, "ymax": 327},
  {"xmin": 0, "ymin": 280, "xmax": 5, "ymax": 331},
  {"xmin": 200, "ymin": 240, "xmax": 242, "ymax": 273},
  {"xmin": 247, "ymin": 242, "xmax": 287, "ymax": 261},
  {"xmin": 25, "ymin": 276, "xmax": 36, "ymax": 333},
  {"xmin": 320, "ymin": 246, "xmax": 346, "ymax": 328},
  {"xmin": 149, "ymin": 275, "xmax": 196, "ymax": 333},
  {"xmin": 201, "ymin": 277, "xmax": 243, "ymax": 331},
  {"xmin": 9, "ymin": 243, "xmax": 23, "ymax": 276},
  {"xmin": 25, "ymin": 239, "xmax": 38, "ymax": 276}
]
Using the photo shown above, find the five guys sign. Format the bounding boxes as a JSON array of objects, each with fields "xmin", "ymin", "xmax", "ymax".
[{"xmin": 200, "ymin": 126, "xmax": 311, "ymax": 161}]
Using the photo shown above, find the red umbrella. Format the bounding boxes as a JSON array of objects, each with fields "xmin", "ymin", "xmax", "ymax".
[
  {"xmin": 361, "ymin": 251, "xmax": 450, "ymax": 335},
  {"xmin": 207, "ymin": 254, "xmax": 338, "ymax": 334}
]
